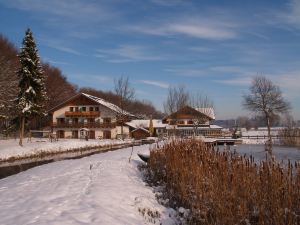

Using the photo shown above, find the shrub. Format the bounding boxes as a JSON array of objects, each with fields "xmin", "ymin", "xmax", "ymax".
[{"xmin": 147, "ymin": 139, "xmax": 300, "ymax": 225}]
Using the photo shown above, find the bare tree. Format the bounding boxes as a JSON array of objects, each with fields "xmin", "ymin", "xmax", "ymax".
[
  {"xmin": 243, "ymin": 76, "xmax": 290, "ymax": 155},
  {"xmin": 114, "ymin": 76, "xmax": 135, "ymax": 139},
  {"xmin": 163, "ymin": 85, "xmax": 189, "ymax": 115},
  {"xmin": 190, "ymin": 93, "xmax": 214, "ymax": 136}
]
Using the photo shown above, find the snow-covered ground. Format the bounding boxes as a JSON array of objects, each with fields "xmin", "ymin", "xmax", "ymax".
[
  {"xmin": 0, "ymin": 145, "xmax": 176, "ymax": 225},
  {"xmin": 241, "ymin": 128, "xmax": 282, "ymax": 145},
  {"xmin": 0, "ymin": 138, "xmax": 132, "ymax": 160}
]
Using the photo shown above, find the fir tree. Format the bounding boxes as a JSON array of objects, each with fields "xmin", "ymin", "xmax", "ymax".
[{"xmin": 16, "ymin": 28, "xmax": 47, "ymax": 146}]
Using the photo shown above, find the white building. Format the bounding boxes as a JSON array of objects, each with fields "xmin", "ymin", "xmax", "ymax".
[{"xmin": 49, "ymin": 93, "xmax": 134, "ymax": 139}]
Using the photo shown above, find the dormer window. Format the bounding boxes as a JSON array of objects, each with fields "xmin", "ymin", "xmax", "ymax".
[{"xmin": 70, "ymin": 107, "xmax": 74, "ymax": 112}]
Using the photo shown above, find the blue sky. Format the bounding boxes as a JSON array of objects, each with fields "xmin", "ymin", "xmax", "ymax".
[{"xmin": 0, "ymin": 0, "xmax": 299, "ymax": 120}]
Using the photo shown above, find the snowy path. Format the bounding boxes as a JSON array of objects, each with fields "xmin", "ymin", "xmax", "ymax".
[{"xmin": 0, "ymin": 145, "xmax": 175, "ymax": 225}]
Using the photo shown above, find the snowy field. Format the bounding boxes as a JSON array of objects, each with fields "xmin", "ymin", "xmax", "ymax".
[
  {"xmin": 0, "ymin": 144, "xmax": 176, "ymax": 225},
  {"xmin": 0, "ymin": 138, "xmax": 132, "ymax": 160}
]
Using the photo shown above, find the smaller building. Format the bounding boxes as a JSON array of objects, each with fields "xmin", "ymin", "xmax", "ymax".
[
  {"xmin": 131, "ymin": 127, "xmax": 150, "ymax": 140},
  {"xmin": 126, "ymin": 119, "xmax": 167, "ymax": 138}
]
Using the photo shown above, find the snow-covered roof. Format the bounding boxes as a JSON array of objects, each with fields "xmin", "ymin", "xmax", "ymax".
[
  {"xmin": 166, "ymin": 124, "xmax": 222, "ymax": 130},
  {"xmin": 195, "ymin": 108, "xmax": 215, "ymax": 120},
  {"xmin": 131, "ymin": 127, "xmax": 150, "ymax": 133},
  {"xmin": 126, "ymin": 119, "xmax": 167, "ymax": 129},
  {"xmin": 82, "ymin": 93, "xmax": 135, "ymax": 117}
]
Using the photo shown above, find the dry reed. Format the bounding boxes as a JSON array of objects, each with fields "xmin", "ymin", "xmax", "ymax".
[
  {"xmin": 279, "ymin": 128, "xmax": 300, "ymax": 147},
  {"xmin": 147, "ymin": 139, "xmax": 300, "ymax": 225}
]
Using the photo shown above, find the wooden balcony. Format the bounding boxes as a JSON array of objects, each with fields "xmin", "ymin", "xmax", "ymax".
[
  {"xmin": 65, "ymin": 111, "xmax": 100, "ymax": 117},
  {"xmin": 52, "ymin": 122, "xmax": 116, "ymax": 129}
]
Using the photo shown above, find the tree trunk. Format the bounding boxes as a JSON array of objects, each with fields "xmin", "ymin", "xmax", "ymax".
[
  {"xmin": 121, "ymin": 122, "xmax": 124, "ymax": 140},
  {"xmin": 19, "ymin": 116, "xmax": 25, "ymax": 146},
  {"xmin": 266, "ymin": 114, "xmax": 272, "ymax": 156}
]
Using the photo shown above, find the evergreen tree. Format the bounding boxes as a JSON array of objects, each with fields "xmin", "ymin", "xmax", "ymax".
[{"xmin": 16, "ymin": 28, "xmax": 47, "ymax": 146}]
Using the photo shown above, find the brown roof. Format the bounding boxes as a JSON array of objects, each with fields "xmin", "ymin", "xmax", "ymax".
[{"xmin": 166, "ymin": 106, "xmax": 212, "ymax": 120}]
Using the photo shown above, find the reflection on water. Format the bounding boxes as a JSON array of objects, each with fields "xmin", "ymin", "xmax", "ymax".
[{"xmin": 215, "ymin": 144, "xmax": 300, "ymax": 164}]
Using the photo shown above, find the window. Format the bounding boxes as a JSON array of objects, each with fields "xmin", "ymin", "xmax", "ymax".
[
  {"xmin": 177, "ymin": 120, "xmax": 184, "ymax": 125},
  {"xmin": 70, "ymin": 107, "xmax": 73, "ymax": 112},
  {"xmin": 72, "ymin": 118, "xmax": 78, "ymax": 124},
  {"xmin": 81, "ymin": 107, "xmax": 86, "ymax": 112},
  {"xmin": 75, "ymin": 107, "xmax": 79, "ymax": 112},
  {"xmin": 188, "ymin": 120, "xmax": 194, "ymax": 125},
  {"xmin": 88, "ymin": 118, "xmax": 95, "ymax": 123},
  {"xmin": 89, "ymin": 107, "xmax": 94, "ymax": 111},
  {"xmin": 57, "ymin": 118, "xmax": 65, "ymax": 124},
  {"xmin": 95, "ymin": 107, "xmax": 99, "ymax": 111},
  {"xmin": 103, "ymin": 118, "xmax": 111, "ymax": 123}
]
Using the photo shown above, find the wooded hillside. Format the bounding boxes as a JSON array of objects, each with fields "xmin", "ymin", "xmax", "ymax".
[{"xmin": 0, "ymin": 34, "xmax": 163, "ymax": 122}]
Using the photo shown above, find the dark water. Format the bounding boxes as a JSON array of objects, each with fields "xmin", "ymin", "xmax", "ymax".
[{"xmin": 216, "ymin": 144, "xmax": 300, "ymax": 164}]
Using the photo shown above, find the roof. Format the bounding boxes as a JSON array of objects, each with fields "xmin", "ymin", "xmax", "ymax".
[
  {"xmin": 131, "ymin": 127, "xmax": 150, "ymax": 133},
  {"xmin": 166, "ymin": 124, "xmax": 222, "ymax": 130},
  {"xmin": 82, "ymin": 93, "xmax": 135, "ymax": 117},
  {"xmin": 166, "ymin": 125, "xmax": 223, "ymax": 130},
  {"xmin": 49, "ymin": 93, "xmax": 135, "ymax": 117},
  {"xmin": 126, "ymin": 119, "xmax": 167, "ymax": 129},
  {"xmin": 166, "ymin": 106, "xmax": 214, "ymax": 121}
]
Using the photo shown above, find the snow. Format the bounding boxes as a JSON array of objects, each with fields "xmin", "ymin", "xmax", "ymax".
[
  {"xmin": 22, "ymin": 102, "xmax": 32, "ymax": 113},
  {"xmin": 82, "ymin": 93, "xmax": 135, "ymax": 117},
  {"xmin": 0, "ymin": 138, "xmax": 132, "ymax": 160},
  {"xmin": 241, "ymin": 128, "xmax": 282, "ymax": 144},
  {"xmin": 25, "ymin": 86, "xmax": 36, "ymax": 95},
  {"xmin": 0, "ymin": 145, "xmax": 176, "ymax": 225},
  {"xmin": 126, "ymin": 119, "xmax": 167, "ymax": 129}
]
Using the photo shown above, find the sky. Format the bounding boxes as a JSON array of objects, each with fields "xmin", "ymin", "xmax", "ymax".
[{"xmin": 0, "ymin": 0, "xmax": 299, "ymax": 120}]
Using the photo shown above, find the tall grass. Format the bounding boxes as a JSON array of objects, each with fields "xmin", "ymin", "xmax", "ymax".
[
  {"xmin": 279, "ymin": 128, "xmax": 300, "ymax": 147},
  {"xmin": 147, "ymin": 140, "xmax": 300, "ymax": 225}
]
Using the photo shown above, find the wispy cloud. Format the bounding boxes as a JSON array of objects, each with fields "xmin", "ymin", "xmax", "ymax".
[
  {"xmin": 210, "ymin": 66, "xmax": 255, "ymax": 76},
  {"xmin": 128, "ymin": 12, "xmax": 239, "ymax": 41},
  {"xmin": 165, "ymin": 68, "xmax": 208, "ymax": 77},
  {"xmin": 150, "ymin": 0, "xmax": 185, "ymax": 6},
  {"xmin": 72, "ymin": 74, "xmax": 112, "ymax": 85},
  {"xmin": 96, "ymin": 45, "xmax": 163, "ymax": 63},
  {"xmin": 38, "ymin": 37, "xmax": 82, "ymax": 56},
  {"xmin": 50, "ymin": 45, "xmax": 82, "ymax": 56},
  {"xmin": 213, "ymin": 77, "xmax": 252, "ymax": 86},
  {"xmin": 189, "ymin": 46, "xmax": 213, "ymax": 52},
  {"xmin": 282, "ymin": 0, "xmax": 300, "ymax": 27},
  {"xmin": 140, "ymin": 80, "xmax": 169, "ymax": 89},
  {"xmin": 43, "ymin": 58, "xmax": 71, "ymax": 66},
  {"xmin": 0, "ymin": 0, "xmax": 114, "ymax": 23}
]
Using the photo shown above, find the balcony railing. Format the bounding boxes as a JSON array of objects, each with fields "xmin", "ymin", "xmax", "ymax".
[
  {"xmin": 52, "ymin": 122, "xmax": 116, "ymax": 128},
  {"xmin": 65, "ymin": 111, "xmax": 100, "ymax": 117}
]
